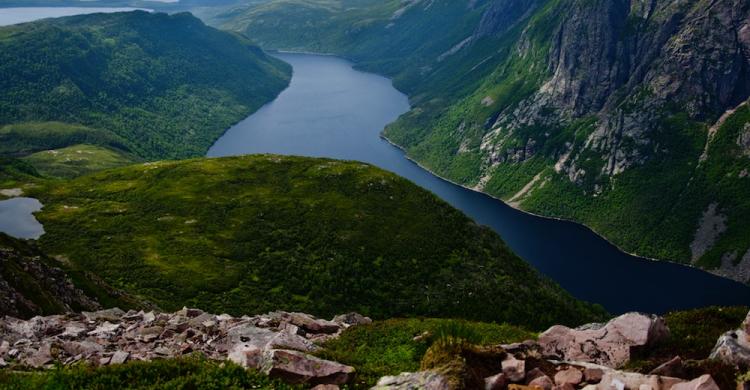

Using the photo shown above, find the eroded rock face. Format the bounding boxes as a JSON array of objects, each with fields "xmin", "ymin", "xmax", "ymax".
[
  {"xmin": 538, "ymin": 313, "xmax": 669, "ymax": 368},
  {"xmin": 0, "ymin": 308, "xmax": 365, "ymax": 385}
]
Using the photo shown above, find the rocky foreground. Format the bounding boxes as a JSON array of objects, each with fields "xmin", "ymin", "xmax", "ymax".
[{"xmin": 1, "ymin": 308, "xmax": 750, "ymax": 389}]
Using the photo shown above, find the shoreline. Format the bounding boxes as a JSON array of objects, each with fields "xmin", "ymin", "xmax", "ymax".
[
  {"xmin": 377, "ymin": 134, "xmax": 747, "ymax": 286},
  {"xmin": 221, "ymin": 48, "xmax": 750, "ymax": 290}
]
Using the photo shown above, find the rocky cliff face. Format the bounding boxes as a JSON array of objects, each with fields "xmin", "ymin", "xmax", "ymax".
[
  {"xmin": 483, "ymin": 0, "xmax": 750, "ymax": 177},
  {"xmin": 0, "ymin": 234, "xmax": 99, "ymax": 319},
  {"xmin": 382, "ymin": 0, "xmax": 750, "ymax": 281}
]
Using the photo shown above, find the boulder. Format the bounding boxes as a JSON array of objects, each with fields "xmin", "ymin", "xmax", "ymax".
[
  {"xmin": 269, "ymin": 312, "xmax": 340, "ymax": 334},
  {"xmin": 87, "ymin": 321, "xmax": 120, "ymax": 337},
  {"xmin": 554, "ymin": 368, "xmax": 583, "ymax": 386},
  {"xmin": 485, "ymin": 373, "xmax": 508, "ymax": 390},
  {"xmin": 110, "ymin": 351, "xmax": 129, "ymax": 365},
  {"xmin": 669, "ymin": 375, "xmax": 720, "ymax": 390},
  {"xmin": 709, "ymin": 312, "xmax": 750, "ymax": 368},
  {"xmin": 526, "ymin": 368, "xmax": 547, "ymax": 382},
  {"xmin": 228, "ymin": 344, "xmax": 264, "ymax": 369},
  {"xmin": 83, "ymin": 308, "xmax": 125, "ymax": 323},
  {"xmin": 648, "ymin": 356, "xmax": 684, "ymax": 378},
  {"xmin": 62, "ymin": 340, "xmax": 103, "ymax": 357},
  {"xmin": 503, "ymin": 356, "xmax": 526, "ymax": 382},
  {"xmin": 538, "ymin": 313, "xmax": 669, "ymax": 368},
  {"xmin": 24, "ymin": 343, "xmax": 53, "ymax": 368},
  {"xmin": 262, "ymin": 349, "xmax": 354, "ymax": 385},
  {"xmin": 332, "ymin": 313, "xmax": 372, "ymax": 328},
  {"xmin": 373, "ymin": 371, "xmax": 451, "ymax": 390},
  {"xmin": 529, "ymin": 374, "xmax": 554, "ymax": 390},
  {"xmin": 597, "ymin": 370, "xmax": 684, "ymax": 390},
  {"xmin": 584, "ymin": 368, "xmax": 604, "ymax": 383},
  {"xmin": 61, "ymin": 322, "xmax": 88, "ymax": 338}
]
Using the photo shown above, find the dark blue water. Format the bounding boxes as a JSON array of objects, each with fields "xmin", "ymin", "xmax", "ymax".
[
  {"xmin": 209, "ymin": 52, "xmax": 750, "ymax": 314},
  {"xmin": 0, "ymin": 197, "xmax": 44, "ymax": 239}
]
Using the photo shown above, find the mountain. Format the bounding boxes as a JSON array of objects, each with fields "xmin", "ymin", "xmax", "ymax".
[
  {"xmin": 26, "ymin": 155, "xmax": 606, "ymax": 329},
  {"xmin": 217, "ymin": 0, "xmax": 750, "ymax": 283},
  {"xmin": 0, "ymin": 10, "xmax": 291, "ymax": 167}
]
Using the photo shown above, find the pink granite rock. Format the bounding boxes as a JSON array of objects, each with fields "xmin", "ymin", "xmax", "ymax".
[{"xmin": 539, "ymin": 313, "xmax": 669, "ymax": 368}]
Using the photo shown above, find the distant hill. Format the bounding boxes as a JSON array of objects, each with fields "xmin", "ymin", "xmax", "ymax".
[
  {"xmin": 29, "ymin": 155, "xmax": 606, "ymax": 329},
  {"xmin": 0, "ymin": 10, "xmax": 290, "ymax": 164}
]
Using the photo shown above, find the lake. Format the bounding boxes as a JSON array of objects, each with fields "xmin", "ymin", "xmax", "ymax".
[
  {"xmin": 0, "ymin": 197, "xmax": 44, "ymax": 240},
  {"xmin": 210, "ymin": 52, "xmax": 750, "ymax": 314},
  {"xmin": 0, "ymin": 7, "xmax": 148, "ymax": 26}
]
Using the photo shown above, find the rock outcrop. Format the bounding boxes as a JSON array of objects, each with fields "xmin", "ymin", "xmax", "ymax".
[
  {"xmin": 372, "ymin": 370, "xmax": 451, "ymax": 390},
  {"xmin": 0, "ymin": 234, "xmax": 100, "ymax": 319},
  {"xmin": 538, "ymin": 313, "xmax": 669, "ymax": 368},
  {"xmin": 710, "ymin": 311, "xmax": 750, "ymax": 367},
  {"xmin": 0, "ymin": 308, "xmax": 369, "ymax": 386}
]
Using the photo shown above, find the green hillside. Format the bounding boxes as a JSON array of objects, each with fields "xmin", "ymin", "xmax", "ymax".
[
  {"xmin": 29, "ymin": 155, "xmax": 605, "ymax": 329},
  {"xmin": 0, "ymin": 10, "xmax": 291, "ymax": 163},
  {"xmin": 217, "ymin": 0, "xmax": 750, "ymax": 283}
]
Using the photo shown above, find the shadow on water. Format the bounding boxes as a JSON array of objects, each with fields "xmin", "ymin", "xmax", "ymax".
[{"xmin": 208, "ymin": 52, "xmax": 750, "ymax": 314}]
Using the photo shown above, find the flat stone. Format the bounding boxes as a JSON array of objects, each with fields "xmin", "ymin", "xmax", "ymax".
[
  {"xmin": 262, "ymin": 349, "xmax": 354, "ymax": 385},
  {"xmin": 373, "ymin": 371, "xmax": 450, "ymax": 390},
  {"xmin": 598, "ymin": 370, "xmax": 684, "ymax": 390},
  {"xmin": 83, "ymin": 308, "xmax": 126, "ymax": 323},
  {"xmin": 110, "ymin": 351, "xmax": 129, "ymax": 365},
  {"xmin": 87, "ymin": 321, "xmax": 120, "ymax": 337},
  {"xmin": 61, "ymin": 322, "xmax": 88, "ymax": 338},
  {"xmin": 62, "ymin": 341, "xmax": 103, "ymax": 356}
]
